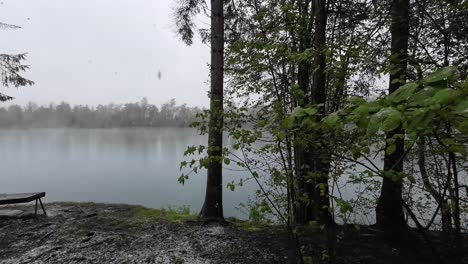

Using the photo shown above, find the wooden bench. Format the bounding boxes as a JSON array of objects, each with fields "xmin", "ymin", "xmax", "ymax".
[{"xmin": 0, "ymin": 192, "xmax": 47, "ymax": 216}]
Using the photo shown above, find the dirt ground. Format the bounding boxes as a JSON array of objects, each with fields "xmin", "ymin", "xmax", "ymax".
[{"xmin": 0, "ymin": 202, "xmax": 465, "ymax": 264}]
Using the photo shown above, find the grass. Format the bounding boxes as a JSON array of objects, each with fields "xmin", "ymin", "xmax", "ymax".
[
  {"xmin": 51, "ymin": 201, "xmax": 267, "ymax": 230},
  {"xmin": 131, "ymin": 205, "xmax": 197, "ymax": 224},
  {"xmin": 131, "ymin": 205, "xmax": 267, "ymax": 230},
  {"xmin": 130, "ymin": 206, "xmax": 265, "ymax": 231},
  {"xmin": 227, "ymin": 217, "xmax": 263, "ymax": 232}
]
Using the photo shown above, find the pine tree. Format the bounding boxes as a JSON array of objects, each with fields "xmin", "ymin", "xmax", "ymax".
[{"xmin": 0, "ymin": 22, "xmax": 34, "ymax": 101}]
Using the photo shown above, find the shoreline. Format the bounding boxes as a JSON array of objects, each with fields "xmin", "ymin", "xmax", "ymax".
[
  {"xmin": 0, "ymin": 202, "xmax": 463, "ymax": 263},
  {"xmin": 0, "ymin": 202, "xmax": 289, "ymax": 264}
]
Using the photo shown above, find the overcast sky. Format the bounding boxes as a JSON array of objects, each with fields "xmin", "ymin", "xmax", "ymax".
[{"xmin": 0, "ymin": 0, "xmax": 210, "ymax": 107}]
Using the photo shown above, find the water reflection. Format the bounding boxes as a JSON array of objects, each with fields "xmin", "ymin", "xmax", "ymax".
[{"xmin": 0, "ymin": 128, "xmax": 255, "ymax": 218}]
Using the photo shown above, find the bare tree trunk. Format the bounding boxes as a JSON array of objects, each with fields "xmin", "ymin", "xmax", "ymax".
[
  {"xmin": 311, "ymin": 0, "xmax": 333, "ymax": 227},
  {"xmin": 418, "ymin": 137, "xmax": 453, "ymax": 236},
  {"xmin": 376, "ymin": 0, "xmax": 410, "ymax": 239},
  {"xmin": 293, "ymin": 0, "xmax": 333, "ymax": 227},
  {"xmin": 294, "ymin": 0, "xmax": 313, "ymax": 225},
  {"xmin": 199, "ymin": 0, "xmax": 224, "ymax": 221},
  {"xmin": 449, "ymin": 151, "xmax": 462, "ymax": 258}
]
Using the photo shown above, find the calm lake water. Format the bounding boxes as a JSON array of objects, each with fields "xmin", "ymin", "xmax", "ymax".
[{"xmin": 0, "ymin": 128, "xmax": 256, "ymax": 218}]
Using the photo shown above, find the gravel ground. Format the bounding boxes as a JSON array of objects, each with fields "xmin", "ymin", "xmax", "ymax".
[
  {"xmin": 0, "ymin": 203, "xmax": 291, "ymax": 264},
  {"xmin": 0, "ymin": 202, "xmax": 465, "ymax": 264}
]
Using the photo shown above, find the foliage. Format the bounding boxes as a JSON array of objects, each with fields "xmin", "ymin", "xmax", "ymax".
[
  {"xmin": 286, "ymin": 66, "xmax": 467, "ymax": 169},
  {"xmin": 173, "ymin": 0, "xmax": 207, "ymax": 45},
  {"xmin": 175, "ymin": 1, "xmax": 468, "ymax": 259},
  {"xmin": 0, "ymin": 21, "xmax": 33, "ymax": 101}
]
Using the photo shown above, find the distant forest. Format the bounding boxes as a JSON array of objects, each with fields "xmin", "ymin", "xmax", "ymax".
[{"xmin": 0, "ymin": 98, "xmax": 202, "ymax": 128}]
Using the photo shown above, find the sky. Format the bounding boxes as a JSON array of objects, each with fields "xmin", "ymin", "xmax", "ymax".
[{"xmin": 0, "ymin": 0, "xmax": 211, "ymax": 107}]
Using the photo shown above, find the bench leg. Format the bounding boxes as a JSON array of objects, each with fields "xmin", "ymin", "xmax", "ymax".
[
  {"xmin": 39, "ymin": 198, "xmax": 47, "ymax": 216},
  {"xmin": 35, "ymin": 199, "xmax": 38, "ymax": 216}
]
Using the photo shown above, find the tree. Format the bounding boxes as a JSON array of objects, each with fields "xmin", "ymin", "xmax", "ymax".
[
  {"xmin": 375, "ymin": 0, "xmax": 411, "ymax": 239},
  {"xmin": 0, "ymin": 22, "xmax": 34, "ymax": 101},
  {"xmin": 175, "ymin": 0, "xmax": 225, "ymax": 221},
  {"xmin": 199, "ymin": 0, "xmax": 225, "ymax": 220},
  {"xmin": 292, "ymin": 0, "xmax": 333, "ymax": 226},
  {"xmin": 405, "ymin": 0, "xmax": 468, "ymax": 254},
  {"xmin": 217, "ymin": 0, "xmax": 379, "ymax": 226},
  {"xmin": 309, "ymin": 0, "xmax": 334, "ymax": 227},
  {"xmin": 174, "ymin": 0, "xmax": 468, "ymax": 260}
]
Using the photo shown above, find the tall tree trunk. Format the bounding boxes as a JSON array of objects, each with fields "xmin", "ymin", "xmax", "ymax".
[
  {"xmin": 294, "ymin": 0, "xmax": 313, "ymax": 225},
  {"xmin": 376, "ymin": 0, "xmax": 410, "ymax": 238},
  {"xmin": 199, "ymin": 0, "xmax": 224, "ymax": 221},
  {"xmin": 293, "ymin": 0, "xmax": 333, "ymax": 227},
  {"xmin": 310, "ymin": 0, "xmax": 333, "ymax": 227}
]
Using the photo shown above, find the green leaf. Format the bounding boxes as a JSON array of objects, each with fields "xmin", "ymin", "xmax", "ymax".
[
  {"xmin": 304, "ymin": 107, "xmax": 318, "ymax": 115},
  {"xmin": 322, "ymin": 113, "xmax": 340, "ymax": 128},
  {"xmin": 433, "ymin": 89, "xmax": 461, "ymax": 105},
  {"xmin": 184, "ymin": 146, "xmax": 197, "ymax": 156},
  {"xmin": 352, "ymin": 104, "xmax": 369, "ymax": 116},
  {"xmin": 453, "ymin": 100, "xmax": 468, "ymax": 116},
  {"xmin": 386, "ymin": 143, "xmax": 397, "ymax": 155},
  {"xmin": 361, "ymin": 146, "xmax": 370, "ymax": 155},
  {"xmin": 223, "ymin": 158, "xmax": 231, "ymax": 165},
  {"xmin": 367, "ymin": 100, "xmax": 383, "ymax": 113},
  {"xmin": 454, "ymin": 119, "xmax": 468, "ymax": 134},
  {"xmin": 334, "ymin": 198, "xmax": 353, "ymax": 214},
  {"xmin": 227, "ymin": 182, "xmax": 235, "ymax": 191},
  {"xmin": 349, "ymin": 96, "xmax": 366, "ymax": 105},
  {"xmin": 448, "ymin": 144, "xmax": 467, "ymax": 156},
  {"xmin": 424, "ymin": 66, "xmax": 458, "ymax": 84},
  {"xmin": 301, "ymin": 117, "xmax": 317, "ymax": 128},
  {"xmin": 367, "ymin": 114, "xmax": 382, "ymax": 135},
  {"xmin": 277, "ymin": 130, "xmax": 287, "ymax": 141},
  {"xmin": 178, "ymin": 174, "xmax": 189, "ymax": 185},
  {"xmin": 291, "ymin": 106, "xmax": 317, "ymax": 117},
  {"xmin": 257, "ymin": 120, "xmax": 268, "ymax": 127},
  {"xmin": 409, "ymin": 86, "xmax": 437, "ymax": 105},
  {"xmin": 282, "ymin": 116, "xmax": 295, "ymax": 129},
  {"xmin": 198, "ymin": 145, "xmax": 206, "ymax": 154},
  {"xmin": 382, "ymin": 110, "xmax": 402, "ymax": 132},
  {"xmin": 388, "ymin": 82, "xmax": 419, "ymax": 103},
  {"xmin": 291, "ymin": 107, "xmax": 305, "ymax": 117},
  {"xmin": 180, "ymin": 161, "xmax": 187, "ymax": 170}
]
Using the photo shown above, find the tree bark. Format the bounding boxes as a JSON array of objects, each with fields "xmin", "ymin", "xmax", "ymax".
[
  {"xmin": 310, "ymin": 0, "xmax": 333, "ymax": 227},
  {"xmin": 294, "ymin": 0, "xmax": 313, "ymax": 225},
  {"xmin": 293, "ymin": 0, "xmax": 332, "ymax": 227},
  {"xmin": 417, "ymin": 137, "xmax": 453, "ymax": 235},
  {"xmin": 376, "ymin": 0, "xmax": 410, "ymax": 239},
  {"xmin": 199, "ymin": 0, "xmax": 224, "ymax": 221}
]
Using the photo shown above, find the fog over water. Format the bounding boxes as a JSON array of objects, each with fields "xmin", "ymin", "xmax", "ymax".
[
  {"xmin": 1, "ymin": 127, "xmax": 457, "ymax": 225},
  {"xmin": 0, "ymin": 128, "xmax": 256, "ymax": 218}
]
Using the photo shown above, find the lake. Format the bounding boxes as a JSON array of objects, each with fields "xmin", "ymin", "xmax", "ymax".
[{"xmin": 0, "ymin": 128, "xmax": 256, "ymax": 219}]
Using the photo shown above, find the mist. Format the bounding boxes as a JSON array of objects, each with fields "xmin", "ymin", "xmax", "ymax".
[{"xmin": 0, "ymin": 0, "xmax": 210, "ymax": 107}]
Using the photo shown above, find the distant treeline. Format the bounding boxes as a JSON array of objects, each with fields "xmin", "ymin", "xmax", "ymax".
[{"xmin": 0, "ymin": 98, "xmax": 202, "ymax": 128}]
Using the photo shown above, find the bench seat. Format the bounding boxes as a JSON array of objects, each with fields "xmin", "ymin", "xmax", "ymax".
[{"xmin": 0, "ymin": 192, "xmax": 47, "ymax": 216}]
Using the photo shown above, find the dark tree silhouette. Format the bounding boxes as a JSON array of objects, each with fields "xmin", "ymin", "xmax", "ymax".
[
  {"xmin": 310, "ymin": 0, "xmax": 333, "ymax": 227},
  {"xmin": 199, "ymin": 0, "xmax": 225, "ymax": 221},
  {"xmin": 174, "ymin": 0, "xmax": 225, "ymax": 221},
  {"xmin": 376, "ymin": 0, "xmax": 410, "ymax": 240},
  {"xmin": 0, "ymin": 99, "xmax": 200, "ymax": 128},
  {"xmin": 0, "ymin": 22, "xmax": 34, "ymax": 101}
]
